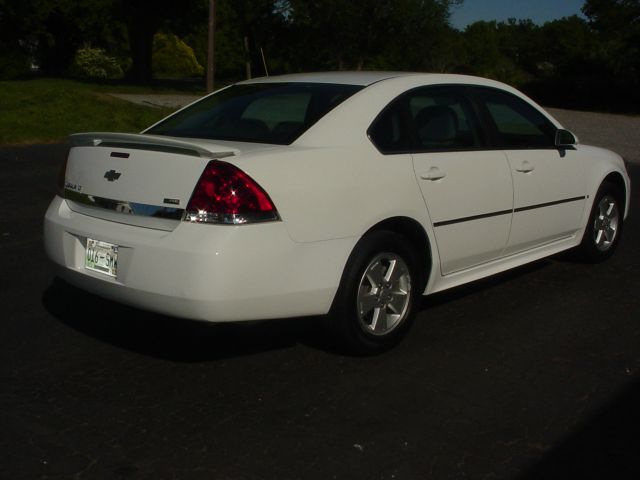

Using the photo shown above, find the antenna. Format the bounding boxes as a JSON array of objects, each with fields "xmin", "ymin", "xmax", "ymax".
[{"xmin": 260, "ymin": 47, "xmax": 269, "ymax": 76}]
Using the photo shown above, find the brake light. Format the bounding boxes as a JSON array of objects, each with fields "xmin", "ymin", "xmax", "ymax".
[{"xmin": 185, "ymin": 160, "xmax": 279, "ymax": 224}]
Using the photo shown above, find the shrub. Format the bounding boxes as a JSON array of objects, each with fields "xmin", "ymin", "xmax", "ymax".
[
  {"xmin": 72, "ymin": 46, "xmax": 123, "ymax": 80},
  {"xmin": 152, "ymin": 32, "xmax": 204, "ymax": 78},
  {"xmin": 0, "ymin": 51, "xmax": 31, "ymax": 79}
]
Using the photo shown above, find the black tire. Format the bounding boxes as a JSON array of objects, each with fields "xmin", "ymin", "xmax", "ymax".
[
  {"xmin": 577, "ymin": 181, "xmax": 624, "ymax": 262},
  {"xmin": 328, "ymin": 230, "xmax": 423, "ymax": 355}
]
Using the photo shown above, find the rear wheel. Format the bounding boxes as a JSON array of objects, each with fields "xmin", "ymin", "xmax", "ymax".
[
  {"xmin": 577, "ymin": 182, "xmax": 624, "ymax": 262},
  {"xmin": 329, "ymin": 231, "xmax": 422, "ymax": 354}
]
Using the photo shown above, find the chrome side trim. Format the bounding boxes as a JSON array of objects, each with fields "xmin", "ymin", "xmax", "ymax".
[{"xmin": 433, "ymin": 195, "xmax": 586, "ymax": 228}]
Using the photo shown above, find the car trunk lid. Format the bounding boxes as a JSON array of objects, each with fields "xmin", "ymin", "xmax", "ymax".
[{"xmin": 63, "ymin": 132, "xmax": 236, "ymax": 231}]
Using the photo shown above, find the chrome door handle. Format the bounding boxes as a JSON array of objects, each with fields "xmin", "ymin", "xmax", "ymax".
[
  {"xmin": 420, "ymin": 167, "xmax": 446, "ymax": 181},
  {"xmin": 515, "ymin": 161, "xmax": 535, "ymax": 173}
]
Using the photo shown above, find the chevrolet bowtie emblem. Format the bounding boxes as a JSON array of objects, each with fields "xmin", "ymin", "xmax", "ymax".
[{"xmin": 104, "ymin": 170, "xmax": 122, "ymax": 182}]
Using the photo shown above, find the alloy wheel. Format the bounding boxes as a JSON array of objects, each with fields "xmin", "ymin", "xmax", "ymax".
[
  {"xmin": 356, "ymin": 253, "xmax": 412, "ymax": 336},
  {"xmin": 593, "ymin": 195, "xmax": 620, "ymax": 252}
]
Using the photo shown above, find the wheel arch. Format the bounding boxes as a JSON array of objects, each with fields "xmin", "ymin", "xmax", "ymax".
[
  {"xmin": 601, "ymin": 171, "xmax": 628, "ymax": 214},
  {"xmin": 362, "ymin": 216, "xmax": 433, "ymax": 292},
  {"xmin": 577, "ymin": 170, "xmax": 627, "ymax": 261}
]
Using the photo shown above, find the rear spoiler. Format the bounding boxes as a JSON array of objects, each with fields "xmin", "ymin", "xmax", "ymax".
[{"xmin": 69, "ymin": 132, "xmax": 235, "ymax": 159}]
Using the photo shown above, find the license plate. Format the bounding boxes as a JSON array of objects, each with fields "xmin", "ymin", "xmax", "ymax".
[{"xmin": 85, "ymin": 238, "xmax": 118, "ymax": 277}]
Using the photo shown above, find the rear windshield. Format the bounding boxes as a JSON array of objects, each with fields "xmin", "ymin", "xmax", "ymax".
[{"xmin": 146, "ymin": 82, "xmax": 363, "ymax": 145}]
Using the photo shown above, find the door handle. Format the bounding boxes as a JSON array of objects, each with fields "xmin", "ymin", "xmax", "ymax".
[
  {"xmin": 420, "ymin": 167, "xmax": 446, "ymax": 181},
  {"xmin": 515, "ymin": 161, "xmax": 535, "ymax": 173}
]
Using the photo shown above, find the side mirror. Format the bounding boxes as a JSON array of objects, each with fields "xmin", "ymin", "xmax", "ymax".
[{"xmin": 555, "ymin": 129, "xmax": 577, "ymax": 148}]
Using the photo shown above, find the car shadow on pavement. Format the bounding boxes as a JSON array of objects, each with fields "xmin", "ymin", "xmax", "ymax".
[
  {"xmin": 418, "ymin": 259, "xmax": 550, "ymax": 311},
  {"xmin": 42, "ymin": 260, "xmax": 551, "ymax": 362},
  {"xmin": 42, "ymin": 277, "xmax": 336, "ymax": 362}
]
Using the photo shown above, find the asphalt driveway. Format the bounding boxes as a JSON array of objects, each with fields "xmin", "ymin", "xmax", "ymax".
[{"xmin": 0, "ymin": 142, "xmax": 639, "ymax": 479}]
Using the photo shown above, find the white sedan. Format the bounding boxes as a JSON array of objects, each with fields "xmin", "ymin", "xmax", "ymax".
[{"xmin": 44, "ymin": 72, "xmax": 631, "ymax": 353}]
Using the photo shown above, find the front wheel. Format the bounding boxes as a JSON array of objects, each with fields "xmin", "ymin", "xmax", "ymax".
[
  {"xmin": 328, "ymin": 231, "xmax": 422, "ymax": 354},
  {"xmin": 577, "ymin": 182, "xmax": 624, "ymax": 262}
]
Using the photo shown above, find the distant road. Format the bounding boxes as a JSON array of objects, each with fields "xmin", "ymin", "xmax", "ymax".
[{"xmin": 548, "ymin": 107, "xmax": 640, "ymax": 164}]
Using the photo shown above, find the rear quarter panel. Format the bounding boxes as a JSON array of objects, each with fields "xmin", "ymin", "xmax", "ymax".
[{"xmin": 233, "ymin": 144, "xmax": 431, "ymax": 245}]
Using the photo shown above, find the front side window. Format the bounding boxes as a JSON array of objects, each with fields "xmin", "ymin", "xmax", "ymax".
[
  {"xmin": 146, "ymin": 83, "xmax": 363, "ymax": 145},
  {"xmin": 476, "ymin": 88, "xmax": 556, "ymax": 149}
]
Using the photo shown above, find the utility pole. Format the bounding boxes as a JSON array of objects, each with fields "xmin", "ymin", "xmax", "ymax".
[
  {"xmin": 244, "ymin": 36, "xmax": 252, "ymax": 80},
  {"xmin": 206, "ymin": 0, "xmax": 216, "ymax": 92}
]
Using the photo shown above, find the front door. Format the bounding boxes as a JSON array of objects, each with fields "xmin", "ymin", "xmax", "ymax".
[{"xmin": 475, "ymin": 87, "xmax": 586, "ymax": 255}]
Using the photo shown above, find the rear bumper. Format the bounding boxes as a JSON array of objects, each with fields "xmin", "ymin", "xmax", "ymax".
[{"xmin": 44, "ymin": 196, "xmax": 353, "ymax": 322}]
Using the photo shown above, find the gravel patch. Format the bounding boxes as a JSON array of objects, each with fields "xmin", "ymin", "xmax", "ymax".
[{"xmin": 548, "ymin": 107, "xmax": 640, "ymax": 164}]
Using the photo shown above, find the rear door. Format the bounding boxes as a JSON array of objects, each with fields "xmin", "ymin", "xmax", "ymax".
[{"xmin": 404, "ymin": 86, "xmax": 514, "ymax": 275}]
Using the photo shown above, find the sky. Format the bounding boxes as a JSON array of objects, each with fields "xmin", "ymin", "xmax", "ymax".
[{"xmin": 450, "ymin": 0, "xmax": 586, "ymax": 30}]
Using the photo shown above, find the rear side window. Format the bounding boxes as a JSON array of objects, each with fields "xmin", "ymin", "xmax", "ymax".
[
  {"xmin": 369, "ymin": 86, "xmax": 483, "ymax": 154},
  {"xmin": 476, "ymin": 88, "xmax": 556, "ymax": 149},
  {"xmin": 368, "ymin": 100, "xmax": 411, "ymax": 153},
  {"xmin": 407, "ymin": 88, "xmax": 483, "ymax": 151},
  {"xmin": 147, "ymin": 83, "xmax": 363, "ymax": 145}
]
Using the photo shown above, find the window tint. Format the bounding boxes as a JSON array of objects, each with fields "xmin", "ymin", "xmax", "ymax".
[
  {"xmin": 407, "ymin": 89, "xmax": 482, "ymax": 151},
  {"xmin": 477, "ymin": 88, "xmax": 556, "ymax": 148},
  {"xmin": 241, "ymin": 93, "xmax": 310, "ymax": 129},
  {"xmin": 147, "ymin": 83, "xmax": 363, "ymax": 145},
  {"xmin": 368, "ymin": 86, "xmax": 483, "ymax": 154},
  {"xmin": 368, "ymin": 100, "xmax": 410, "ymax": 153}
]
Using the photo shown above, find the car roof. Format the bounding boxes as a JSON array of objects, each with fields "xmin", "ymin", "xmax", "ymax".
[
  {"xmin": 237, "ymin": 71, "xmax": 422, "ymax": 86},
  {"xmin": 236, "ymin": 71, "xmax": 510, "ymax": 89}
]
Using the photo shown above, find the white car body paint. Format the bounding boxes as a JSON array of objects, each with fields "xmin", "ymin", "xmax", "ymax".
[
  {"xmin": 44, "ymin": 72, "xmax": 631, "ymax": 323},
  {"xmin": 411, "ymin": 150, "xmax": 514, "ymax": 275}
]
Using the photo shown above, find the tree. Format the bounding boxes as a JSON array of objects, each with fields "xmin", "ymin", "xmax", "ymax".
[
  {"xmin": 538, "ymin": 15, "xmax": 595, "ymax": 75},
  {"xmin": 230, "ymin": 0, "xmax": 289, "ymax": 77},
  {"xmin": 580, "ymin": 0, "xmax": 640, "ymax": 110},
  {"xmin": 284, "ymin": 0, "xmax": 462, "ymax": 71},
  {"xmin": 186, "ymin": 2, "xmax": 235, "ymax": 79},
  {"xmin": 583, "ymin": 0, "xmax": 640, "ymax": 33},
  {"xmin": 457, "ymin": 20, "xmax": 531, "ymax": 85},
  {"xmin": 582, "ymin": 0, "xmax": 640, "ymax": 78},
  {"xmin": 0, "ymin": 0, "xmax": 46, "ymax": 78},
  {"xmin": 36, "ymin": 0, "xmax": 123, "ymax": 75},
  {"xmin": 0, "ymin": 0, "xmax": 129, "ymax": 78},
  {"xmin": 110, "ymin": 0, "xmax": 207, "ymax": 83}
]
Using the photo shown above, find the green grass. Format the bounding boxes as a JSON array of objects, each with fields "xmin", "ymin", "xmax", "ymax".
[{"xmin": 0, "ymin": 78, "xmax": 194, "ymax": 145}]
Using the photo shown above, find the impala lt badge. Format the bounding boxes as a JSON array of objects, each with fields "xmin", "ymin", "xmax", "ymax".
[{"xmin": 104, "ymin": 170, "xmax": 122, "ymax": 182}]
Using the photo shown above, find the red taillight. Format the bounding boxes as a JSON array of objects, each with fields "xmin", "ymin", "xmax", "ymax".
[{"xmin": 185, "ymin": 160, "xmax": 279, "ymax": 224}]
